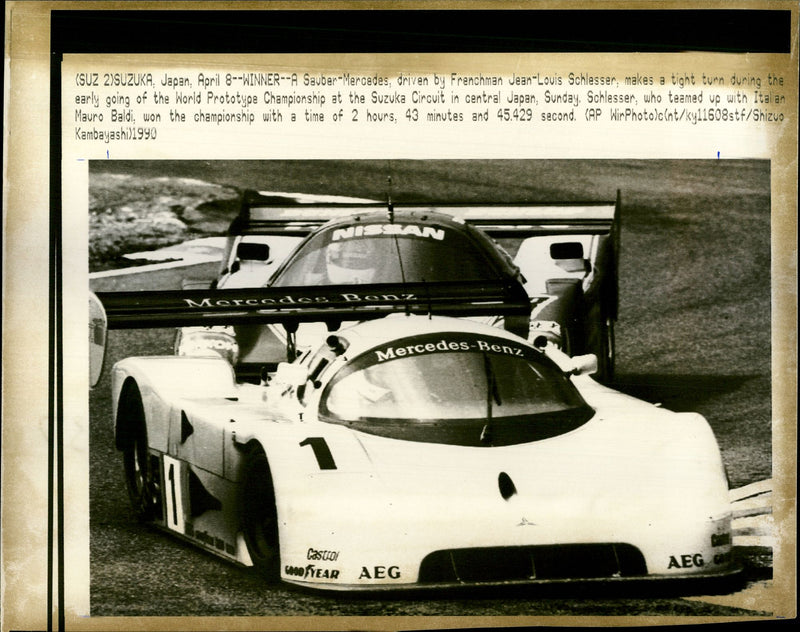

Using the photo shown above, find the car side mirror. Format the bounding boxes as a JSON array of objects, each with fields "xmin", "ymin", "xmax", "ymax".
[
  {"xmin": 538, "ymin": 342, "xmax": 597, "ymax": 376},
  {"xmin": 550, "ymin": 241, "xmax": 590, "ymax": 273},
  {"xmin": 236, "ymin": 242, "xmax": 270, "ymax": 261},
  {"xmin": 550, "ymin": 241, "xmax": 584, "ymax": 259},
  {"xmin": 89, "ymin": 293, "xmax": 108, "ymax": 388},
  {"xmin": 569, "ymin": 354, "xmax": 598, "ymax": 376}
]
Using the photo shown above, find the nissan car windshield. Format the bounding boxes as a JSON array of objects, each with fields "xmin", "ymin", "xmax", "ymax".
[
  {"xmin": 271, "ymin": 223, "xmax": 501, "ymax": 286},
  {"xmin": 319, "ymin": 333, "xmax": 594, "ymax": 446}
]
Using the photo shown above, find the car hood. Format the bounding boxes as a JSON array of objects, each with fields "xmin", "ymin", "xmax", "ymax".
[
  {"xmin": 333, "ymin": 395, "xmax": 727, "ymax": 517},
  {"xmin": 267, "ymin": 381, "xmax": 731, "ymax": 579}
]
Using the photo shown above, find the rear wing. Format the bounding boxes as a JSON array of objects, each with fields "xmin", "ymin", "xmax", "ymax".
[
  {"xmin": 90, "ymin": 279, "xmax": 531, "ymax": 386},
  {"xmin": 95, "ymin": 279, "xmax": 531, "ymax": 330},
  {"xmin": 232, "ymin": 189, "xmax": 621, "ymax": 240}
]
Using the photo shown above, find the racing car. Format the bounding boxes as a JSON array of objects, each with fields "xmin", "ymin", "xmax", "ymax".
[
  {"xmin": 176, "ymin": 190, "xmax": 620, "ymax": 384},
  {"xmin": 90, "ymin": 283, "xmax": 738, "ymax": 591}
]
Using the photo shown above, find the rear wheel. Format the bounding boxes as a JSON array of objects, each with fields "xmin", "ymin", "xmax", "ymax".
[
  {"xmin": 595, "ymin": 316, "xmax": 616, "ymax": 383},
  {"xmin": 561, "ymin": 319, "xmax": 577, "ymax": 357},
  {"xmin": 241, "ymin": 447, "xmax": 280, "ymax": 580},
  {"xmin": 120, "ymin": 384, "xmax": 161, "ymax": 522}
]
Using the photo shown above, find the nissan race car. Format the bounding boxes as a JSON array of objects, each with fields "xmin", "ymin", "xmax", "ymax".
[
  {"xmin": 176, "ymin": 190, "xmax": 620, "ymax": 384},
  {"xmin": 90, "ymin": 284, "xmax": 739, "ymax": 591}
]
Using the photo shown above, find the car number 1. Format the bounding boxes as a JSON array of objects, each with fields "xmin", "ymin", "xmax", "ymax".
[
  {"xmin": 163, "ymin": 454, "xmax": 186, "ymax": 532},
  {"xmin": 300, "ymin": 437, "xmax": 337, "ymax": 470}
]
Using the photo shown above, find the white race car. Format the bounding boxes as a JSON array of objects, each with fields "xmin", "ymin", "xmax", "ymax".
[{"xmin": 92, "ymin": 285, "xmax": 739, "ymax": 591}]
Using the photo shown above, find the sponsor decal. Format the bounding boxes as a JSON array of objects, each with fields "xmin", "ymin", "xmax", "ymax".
[
  {"xmin": 711, "ymin": 532, "xmax": 731, "ymax": 547},
  {"xmin": 375, "ymin": 338, "xmax": 525, "ymax": 363},
  {"xmin": 186, "ymin": 524, "xmax": 235, "ymax": 555},
  {"xmin": 358, "ymin": 565, "xmax": 401, "ymax": 580},
  {"xmin": 184, "ymin": 295, "xmax": 329, "ymax": 308},
  {"xmin": 90, "ymin": 317, "xmax": 105, "ymax": 344},
  {"xmin": 339, "ymin": 292, "xmax": 416, "ymax": 304},
  {"xmin": 667, "ymin": 553, "xmax": 704, "ymax": 569},
  {"xmin": 331, "ymin": 224, "xmax": 445, "ymax": 241},
  {"xmin": 284, "ymin": 564, "xmax": 340, "ymax": 580},
  {"xmin": 183, "ymin": 292, "xmax": 416, "ymax": 309},
  {"xmin": 307, "ymin": 547, "xmax": 340, "ymax": 561},
  {"xmin": 713, "ymin": 551, "xmax": 732, "ymax": 565}
]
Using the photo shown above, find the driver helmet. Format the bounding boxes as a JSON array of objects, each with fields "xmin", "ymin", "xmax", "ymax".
[{"xmin": 325, "ymin": 239, "xmax": 378, "ymax": 284}]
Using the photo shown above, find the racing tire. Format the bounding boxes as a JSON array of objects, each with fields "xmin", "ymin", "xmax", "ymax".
[
  {"xmin": 595, "ymin": 317, "xmax": 616, "ymax": 384},
  {"xmin": 120, "ymin": 384, "xmax": 161, "ymax": 522},
  {"xmin": 241, "ymin": 447, "xmax": 280, "ymax": 581}
]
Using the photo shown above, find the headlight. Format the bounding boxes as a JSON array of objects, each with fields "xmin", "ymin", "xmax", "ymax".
[{"xmin": 175, "ymin": 326, "xmax": 239, "ymax": 365}]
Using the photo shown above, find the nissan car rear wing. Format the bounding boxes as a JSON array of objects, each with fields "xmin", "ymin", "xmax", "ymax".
[
  {"xmin": 233, "ymin": 189, "xmax": 621, "ymax": 239},
  {"xmin": 232, "ymin": 189, "xmax": 621, "ymax": 310}
]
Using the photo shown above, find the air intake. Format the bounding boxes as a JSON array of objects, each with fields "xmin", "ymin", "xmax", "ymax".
[
  {"xmin": 419, "ymin": 544, "xmax": 647, "ymax": 584},
  {"xmin": 498, "ymin": 472, "xmax": 517, "ymax": 499}
]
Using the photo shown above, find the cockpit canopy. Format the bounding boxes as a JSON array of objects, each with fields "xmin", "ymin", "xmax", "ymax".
[{"xmin": 317, "ymin": 332, "xmax": 594, "ymax": 447}]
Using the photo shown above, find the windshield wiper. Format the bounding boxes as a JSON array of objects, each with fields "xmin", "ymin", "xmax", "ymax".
[{"xmin": 480, "ymin": 352, "xmax": 502, "ymax": 445}]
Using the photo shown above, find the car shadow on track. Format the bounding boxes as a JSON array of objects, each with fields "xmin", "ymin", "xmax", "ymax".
[
  {"xmin": 286, "ymin": 572, "xmax": 751, "ymax": 606},
  {"xmin": 610, "ymin": 373, "xmax": 759, "ymax": 412}
]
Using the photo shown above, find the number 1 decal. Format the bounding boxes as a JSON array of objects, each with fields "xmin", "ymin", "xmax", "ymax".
[
  {"xmin": 300, "ymin": 437, "xmax": 337, "ymax": 470},
  {"xmin": 162, "ymin": 455, "xmax": 186, "ymax": 532},
  {"xmin": 168, "ymin": 462, "xmax": 178, "ymax": 525}
]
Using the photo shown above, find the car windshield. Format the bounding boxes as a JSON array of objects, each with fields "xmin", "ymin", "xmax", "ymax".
[
  {"xmin": 319, "ymin": 333, "xmax": 594, "ymax": 446},
  {"xmin": 271, "ymin": 223, "xmax": 500, "ymax": 286}
]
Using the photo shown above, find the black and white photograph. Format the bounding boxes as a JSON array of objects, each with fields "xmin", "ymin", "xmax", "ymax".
[
  {"xmin": 87, "ymin": 158, "xmax": 773, "ymax": 616},
  {"xmin": 2, "ymin": 4, "xmax": 796, "ymax": 631}
]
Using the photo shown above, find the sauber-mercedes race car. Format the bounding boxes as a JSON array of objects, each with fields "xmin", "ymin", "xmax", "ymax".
[
  {"xmin": 176, "ymin": 191, "xmax": 620, "ymax": 384},
  {"xmin": 91, "ymin": 283, "xmax": 738, "ymax": 591}
]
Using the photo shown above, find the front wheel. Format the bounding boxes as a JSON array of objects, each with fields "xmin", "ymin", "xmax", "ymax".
[
  {"xmin": 121, "ymin": 384, "xmax": 161, "ymax": 522},
  {"xmin": 241, "ymin": 447, "xmax": 280, "ymax": 580}
]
